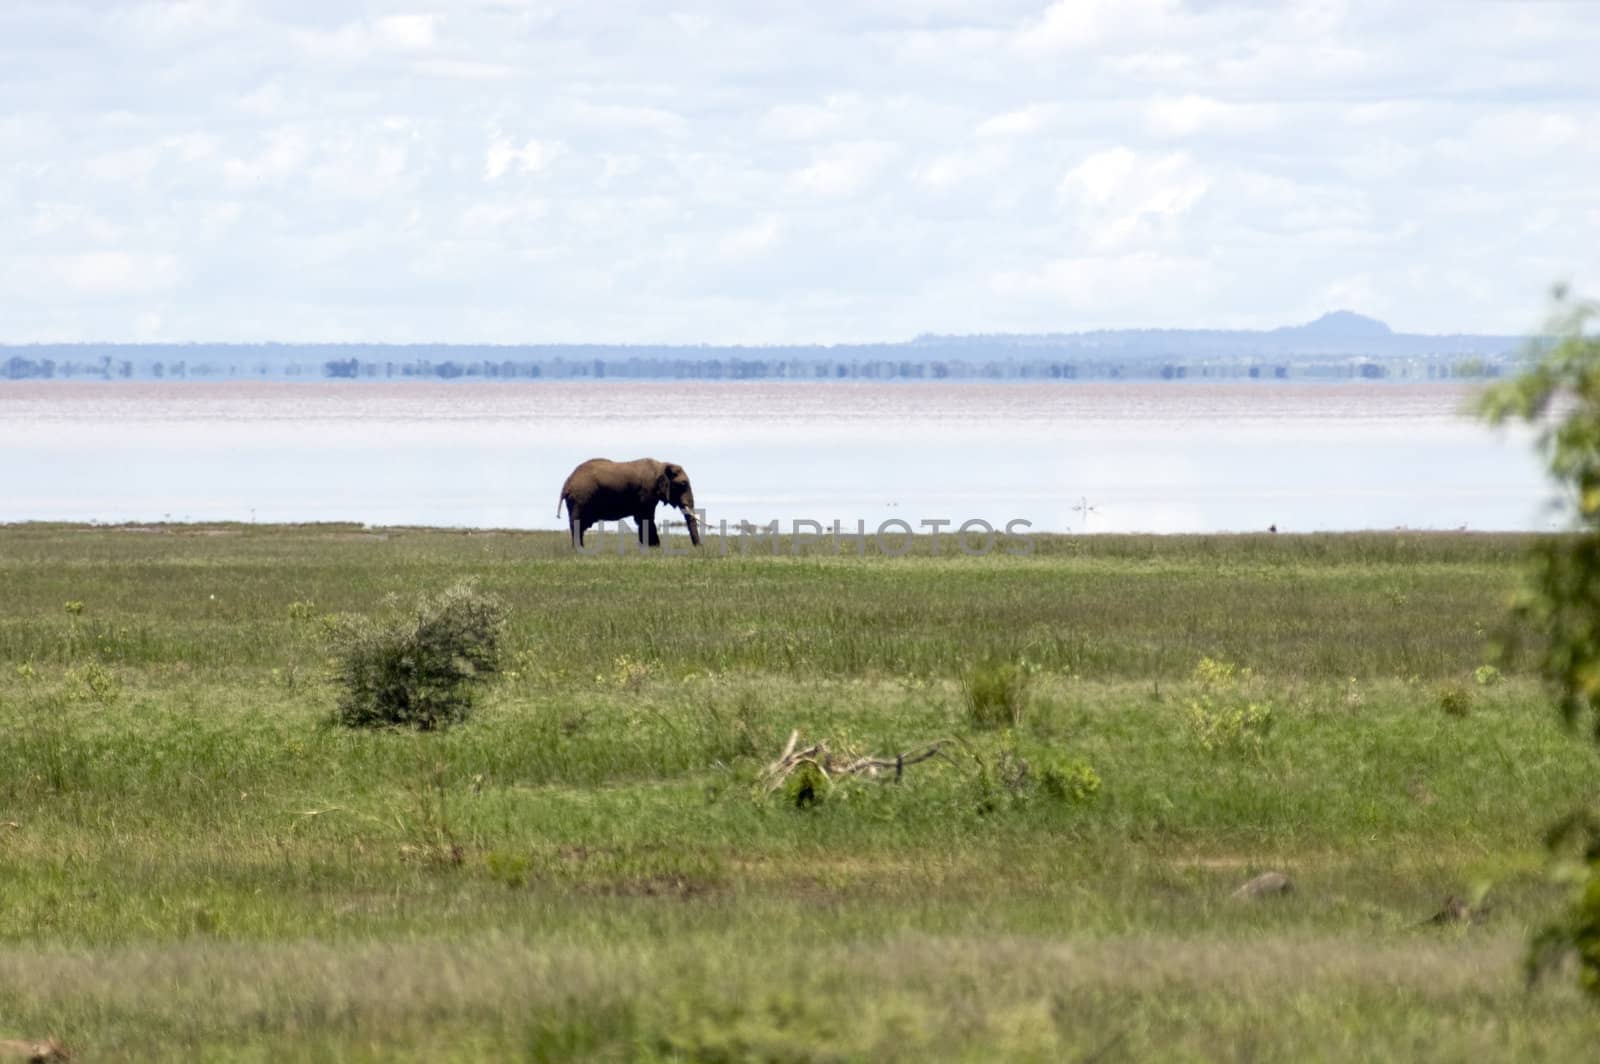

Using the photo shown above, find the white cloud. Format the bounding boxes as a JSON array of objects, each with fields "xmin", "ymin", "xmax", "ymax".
[
  {"xmin": 892, "ymin": 27, "xmax": 1008, "ymax": 68},
  {"xmin": 304, "ymin": 130, "xmax": 417, "ymax": 199},
  {"xmin": 1214, "ymin": 40, "xmax": 1371, "ymax": 90},
  {"xmin": 1059, "ymin": 148, "xmax": 1209, "ymax": 249},
  {"xmin": 1144, "ymin": 95, "xmax": 1280, "ymax": 136},
  {"xmin": 1467, "ymin": 110, "xmax": 1584, "ymax": 152},
  {"xmin": 238, "ymin": 82, "xmax": 287, "ymax": 118},
  {"xmin": 165, "ymin": 133, "xmax": 220, "ymax": 163},
  {"xmin": 222, "ymin": 128, "xmax": 311, "ymax": 184},
  {"xmin": 460, "ymin": 200, "xmax": 549, "ymax": 229},
  {"xmin": 1105, "ymin": 51, "xmax": 1195, "ymax": 77},
  {"xmin": 485, "ymin": 137, "xmax": 565, "ymax": 180},
  {"xmin": 568, "ymin": 102, "xmax": 688, "ymax": 136},
  {"xmin": 761, "ymin": 98, "xmax": 860, "ymax": 140},
  {"xmin": 917, "ymin": 146, "xmax": 1010, "ymax": 191},
  {"xmin": 1230, "ymin": 171, "xmax": 1372, "ymax": 239},
  {"xmin": 1343, "ymin": 101, "xmax": 1423, "ymax": 126},
  {"xmin": 976, "ymin": 105, "xmax": 1057, "ymax": 138},
  {"xmin": 719, "ymin": 216, "xmax": 783, "ymax": 259},
  {"xmin": 1337, "ymin": 140, "xmax": 1420, "ymax": 182},
  {"xmin": 1318, "ymin": 275, "xmax": 1378, "ymax": 315},
  {"xmin": 599, "ymin": 154, "xmax": 640, "ymax": 182},
  {"xmin": 3, "ymin": 2, "xmax": 1596, "ymax": 340},
  {"xmin": 375, "ymin": 15, "xmax": 438, "ymax": 50},
  {"xmin": 89, "ymin": 144, "xmax": 164, "ymax": 182},
  {"xmin": 135, "ymin": 311, "xmax": 164, "ymax": 338},
  {"xmin": 991, "ymin": 252, "xmax": 1220, "ymax": 313},
  {"xmin": 30, "ymin": 204, "xmax": 123, "ymax": 242},
  {"xmin": 415, "ymin": 60, "xmax": 516, "ymax": 81},
  {"xmin": 788, "ymin": 143, "xmax": 895, "ymax": 199},
  {"xmin": 295, "ymin": 14, "xmax": 441, "ymax": 60},
  {"xmin": 195, "ymin": 202, "xmax": 243, "ymax": 238},
  {"xmin": 53, "ymin": 252, "xmax": 180, "ymax": 295},
  {"xmin": 110, "ymin": 0, "xmax": 250, "ymax": 45},
  {"xmin": 1016, "ymin": 0, "xmax": 1182, "ymax": 55}
]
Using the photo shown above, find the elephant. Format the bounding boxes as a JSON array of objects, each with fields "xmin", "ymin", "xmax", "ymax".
[{"xmin": 557, "ymin": 457, "xmax": 702, "ymax": 550}]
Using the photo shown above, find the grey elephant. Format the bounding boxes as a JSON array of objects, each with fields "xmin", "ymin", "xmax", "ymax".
[{"xmin": 557, "ymin": 457, "xmax": 702, "ymax": 549}]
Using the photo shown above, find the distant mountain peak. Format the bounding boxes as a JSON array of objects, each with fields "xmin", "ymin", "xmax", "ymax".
[{"xmin": 1278, "ymin": 310, "xmax": 1393, "ymax": 338}]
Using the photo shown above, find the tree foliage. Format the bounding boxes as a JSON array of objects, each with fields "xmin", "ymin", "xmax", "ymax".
[
  {"xmin": 1477, "ymin": 286, "xmax": 1600, "ymax": 992},
  {"xmin": 1479, "ymin": 287, "xmax": 1600, "ymax": 739}
]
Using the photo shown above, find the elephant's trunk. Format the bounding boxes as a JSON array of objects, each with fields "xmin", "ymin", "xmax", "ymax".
[{"xmin": 680, "ymin": 493, "xmax": 702, "ymax": 547}]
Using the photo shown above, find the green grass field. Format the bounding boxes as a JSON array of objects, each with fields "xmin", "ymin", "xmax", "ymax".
[{"xmin": 0, "ymin": 523, "xmax": 1596, "ymax": 1060}]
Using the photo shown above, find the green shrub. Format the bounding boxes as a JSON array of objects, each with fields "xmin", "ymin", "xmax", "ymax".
[
  {"xmin": 961, "ymin": 659, "xmax": 1030, "ymax": 730},
  {"xmin": 1040, "ymin": 757, "xmax": 1102, "ymax": 804},
  {"xmin": 1192, "ymin": 655, "xmax": 1243, "ymax": 685},
  {"xmin": 66, "ymin": 661, "xmax": 120, "ymax": 705},
  {"xmin": 1187, "ymin": 700, "xmax": 1274, "ymax": 755},
  {"xmin": 1185, "ymin": 656, "xmax": 1274, "ymax": 756},
  {"xmin": 1475, "ymin": 664, "xmax": 1503, "ymax": 687},
  {"xmin": 1438, "ymin": 682, "xmax": 1473, "ymax": 717},
  {"xmin": 968, "ymin": 737, "xmax": 1101, "ymax": 815},
  {"xmin": 484, "ymin": 849, "xmax": 533, "ymax": 888},
  {"xmin": 330, "ymin": 580, "xmax": 508, "ymax": 730}
]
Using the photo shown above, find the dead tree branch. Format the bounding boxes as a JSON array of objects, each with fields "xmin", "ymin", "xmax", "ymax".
[{"xmin": 759, "ymin": 732, "xmax": 962, "ymax": 793}]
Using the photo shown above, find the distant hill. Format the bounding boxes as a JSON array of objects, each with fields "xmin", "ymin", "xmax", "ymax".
[
  {"xmin": 1, "ymin": 314, "xmax": 1530, "ymax": 383},
  {"xmin": 1275, "ymin": 310, "xmax": 1393, "ymax": 339}
]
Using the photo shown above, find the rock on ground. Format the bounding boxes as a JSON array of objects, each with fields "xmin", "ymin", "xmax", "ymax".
[{"xmin": 1231, "ymin": 871, "xmax": 1293, "ymax": 900}]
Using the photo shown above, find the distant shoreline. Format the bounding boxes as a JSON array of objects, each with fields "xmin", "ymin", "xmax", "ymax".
[
  {"xmin": 0, "ymin": 359, "xmax": 1510, "ymax": 384},
  {"xmin": 0, "ymin": 313, "xmax": 1529, "ymax": 383}
]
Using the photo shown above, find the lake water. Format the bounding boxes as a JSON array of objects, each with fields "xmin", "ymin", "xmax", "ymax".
[{"xmin": 0, "ymin": 381, "xmax": 1558, "ymax": 534}]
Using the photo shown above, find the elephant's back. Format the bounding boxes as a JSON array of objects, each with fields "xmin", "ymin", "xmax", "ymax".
[{"xmin": 562, "ymin": 457, "xmax": 614, "ymax": 491}]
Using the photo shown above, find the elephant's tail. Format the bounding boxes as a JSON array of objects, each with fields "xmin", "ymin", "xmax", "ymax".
[{"xmin": 556, "ymin": 492, "xmax": 567, "ymax": 519}]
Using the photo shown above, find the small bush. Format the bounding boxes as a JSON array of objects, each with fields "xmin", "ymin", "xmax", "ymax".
[
  {"xmin": 330, "ymin": 580, "xmax": 508, "ymax": 730},
  {"xmin": 1193, "ymin": 656, "xmax": 1243, "ymax": 685},
  {"xmin": 969, "ymin": 737, "xmax": 1101, "ymax": 815},
  {"xmin": 65, "ymin": 662, "xmax": 120, "ymax": 705},
  {"xmin": 1439, "ymin": 682, "xmax": 1473, "ymax": 717},
  {"xmin": 1188, "ymin": 700, "xmax": 1274, "ymax": 755},
  {"xmin": 1186, "ymin": 656, "xmax": 1274, "ymax": 756},
  {"xmin": 1040, "ymin": 757, "xmax": 1102, "ymax": 804},
  {"xmin": 484, "ymin": 849, "xmax": 533, "ymax": 888},
  {"xmin": 961, "ymin": 659, "xmax": 1030, "ymax": 730},
  {"xmin": 1474, "ymin": 664, "xmax": 1503, "ymax": 687}
]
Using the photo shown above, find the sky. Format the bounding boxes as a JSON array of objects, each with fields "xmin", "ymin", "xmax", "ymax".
[{"xmin": 2, "ymin": 0, "xmax": 1598, "ymax": 344}]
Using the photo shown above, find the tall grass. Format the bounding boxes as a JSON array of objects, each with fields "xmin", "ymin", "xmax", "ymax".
[
  {"xmin": 961, "ymin": 658, "xmax": 1031, "ymax": 729},
  {"xmin": 0, "ymin": 524, "xmax": 1587, "ymax": 1060},
  {"xmin": 0, "ymin": 525, "xmax": 1534, "ymax": 681}
]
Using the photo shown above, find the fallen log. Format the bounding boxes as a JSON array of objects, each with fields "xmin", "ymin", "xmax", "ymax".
[{"xmin": 759, "ymin": 730, "xmax": 961, "ymax": 793}]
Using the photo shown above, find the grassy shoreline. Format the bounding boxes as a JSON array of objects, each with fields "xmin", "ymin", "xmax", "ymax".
[{"xmin": 0, "ymin": 525, "xmax": 1594, "ymax": 1059}]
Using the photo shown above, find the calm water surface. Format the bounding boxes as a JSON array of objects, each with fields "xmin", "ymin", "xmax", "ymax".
[{"xmin": 0, "ymin": 381, "xmax": 1556, "ymax": 533}]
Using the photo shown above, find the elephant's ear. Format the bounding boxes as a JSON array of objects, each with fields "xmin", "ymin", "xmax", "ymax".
[
  {"xmin": 654, "ymin": 470, "xmax": 671, "ymax": 500},
  {"xmin": 663, "ymin": 463, "xmax": 682, "ymax": 478}
]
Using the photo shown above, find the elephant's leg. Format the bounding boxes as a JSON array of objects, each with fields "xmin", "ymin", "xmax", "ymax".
[
  {"xmin": 570, "ymin": 513, "xmax": 582, "ymax": 548},
  {"xmin": 646, "ymin": 518, "xmax": 661, "ymax": 548}
]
